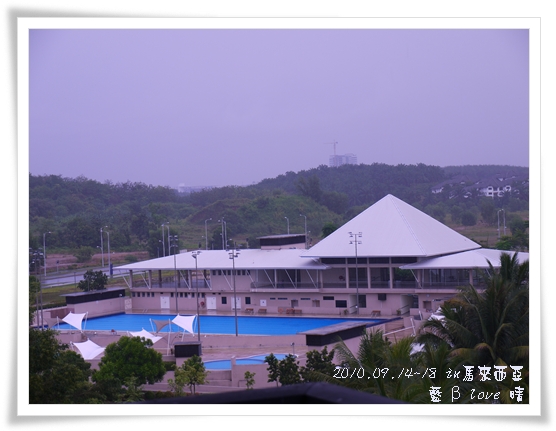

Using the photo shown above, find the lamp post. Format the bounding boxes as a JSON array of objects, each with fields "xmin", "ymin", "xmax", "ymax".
[
  {"xmin": 161, "ymin": 223, "xmax": 166, "ymax": 257},
  {"xmin": 497, "ymin": 209, "xmax": 506, "ymax": 239},
  {"xmin": 30, "ymin": 248, "xmax": 43, "ymax": 328},
  {"xmin": 228, "ymin": 245, "xmax": 240, "ymax": 336},
  {"xmin": 105, "ymin": 229, "xmax": 111, "ymax": 277},
  {"xmin": 218, "ymin": 218, "xmax": 227, "ymax": 249},
  {"xmin": 167, "ymin": 224, "xmax": 171, "ymax": 256},
  {"xmin": 349, "ymin": 232, "xmax": 362, "ymax": 315},
  {"xmin": 205, "ymin": 218, "xmax": 212, "ymax": 250},
  {"xmin": 284, "ymin": 217, "xmax": 289, "ymax": 234},
  {"xmin": 43, "ymin": 232, "xmax": 51, "ymax": 277},
  {"xmin": 100, "ymin": 226, "xmax": 108, "ymax": 267},
  {"xmin": 192, "ymin": 250, "xmax": 202, "ymax": 341},
  {"xmin": 300, "ymin": 214, "xmax": 307, "ymax": 248},
  {"xmin": 169, "ymin": 235, "xmax": 179, "ymax": 312}
]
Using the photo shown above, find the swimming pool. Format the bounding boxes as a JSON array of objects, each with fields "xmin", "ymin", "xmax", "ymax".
[
  {"xmin": 205, "ymin": 354, "xmax": 291, "ymax": 370},
  {"xmin": 53, "ymin": 313, "xmax": 383, "ymax": 336}
]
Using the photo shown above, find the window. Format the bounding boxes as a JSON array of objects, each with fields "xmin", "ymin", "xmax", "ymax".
[
  {"xmin": 245, "ymin": 297, "xmax": 251, "ymax": 305},
  {"xmin": 222, "ymin": 297, "xmax": 227, "ymax": 305},
  {"xmin": 335, "ymin": 300, "xmax": 347, "ymax": 308},
  {"xmin": 323, "ymin": 296, "xmax": 334, "ymax": 301}
]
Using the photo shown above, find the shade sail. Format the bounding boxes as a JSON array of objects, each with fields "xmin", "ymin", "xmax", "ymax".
[
  {"xmin": 151, "ymin": 319, "xmax": 171, "ymax": 333},
  {"xmin": 128, "ymin": 328, "xmax": 163, "ymax": 344},
  {"xmin": 72, "ymin": 339, "xmax": 105, "ymax": 360},
  {"xmin": 172, "ymin": 314, "xmax": 196, "ymax": 334},
  {"xmin": 62, "ymin": 312, "xmax": 87, "ymax": 331}
]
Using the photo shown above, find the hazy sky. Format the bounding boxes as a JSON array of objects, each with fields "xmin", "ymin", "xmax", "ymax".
[{"xmin": 28, "ymin": 27, "xmax": 529, "ymax": 189}]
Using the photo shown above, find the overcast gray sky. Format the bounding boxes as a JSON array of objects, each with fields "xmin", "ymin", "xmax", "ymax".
[{"xmin": 29, "ymin": 27, "xmax": 529, "ymax": 189}]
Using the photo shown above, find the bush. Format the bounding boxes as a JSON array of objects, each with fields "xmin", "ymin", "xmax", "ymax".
[{"xmin": 461, "ymin": 211, "xmax": 477, "ymax": 226}]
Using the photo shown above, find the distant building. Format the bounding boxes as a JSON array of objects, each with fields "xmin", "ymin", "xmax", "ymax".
[
  {"xmin": 177, "ymin": 184, "xmax": 215, "ymax": 194},
  {"xmin": 329, "ymin": 153, "xmax": 358, "ymax": 167}
]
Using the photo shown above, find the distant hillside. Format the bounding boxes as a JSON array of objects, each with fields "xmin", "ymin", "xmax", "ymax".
[{"xmin": 29, "ymin": 163, "xmax": 529, "ymax": 255}]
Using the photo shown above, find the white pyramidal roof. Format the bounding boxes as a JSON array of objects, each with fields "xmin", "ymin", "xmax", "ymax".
[
  {"xmin": 302, "ymin": 194, "xmax": 481, "ymax": 258},
  {"xmin": 400, "ymin": 249, "xmax": 529, "ymax": 270},
  {"xmin": 117, "ymin": 248, "xmax": 328, "ymax": 271}
]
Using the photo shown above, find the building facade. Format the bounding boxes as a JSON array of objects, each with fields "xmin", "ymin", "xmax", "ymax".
[{"xmin": 117, "ymin": 194, "xmax": 528, "ymax": 319}]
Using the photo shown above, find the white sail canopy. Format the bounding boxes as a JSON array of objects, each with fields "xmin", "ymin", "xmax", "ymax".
[
  {"xmin": 62, "ymin": 312, "xmax": 88, "ymax": 331},
  {"xmin": 72, "ymin": 339, "xmax": 105, "ymax": 360},
  {"xmin": 172, "ymin": 314, "xmax": 197, "ymax": 334},
  {"xmin": 128, "ymin": 328, "xmax": 163, "ymax": 344}
]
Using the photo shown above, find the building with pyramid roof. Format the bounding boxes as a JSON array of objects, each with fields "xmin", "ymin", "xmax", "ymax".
[{"xmin": 114, "ymin": 194, "xmax": 528, "ymax": 321}]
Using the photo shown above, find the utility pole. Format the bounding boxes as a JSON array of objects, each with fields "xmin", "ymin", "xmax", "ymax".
[{"xmin": 349, "ymin": 232, "xmax": 362, "ymax": 315}]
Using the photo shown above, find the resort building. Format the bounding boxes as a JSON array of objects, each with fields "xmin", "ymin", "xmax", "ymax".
[{"xmin": 117, "ymin": 194, "xmax": 529, "ymax": 320}]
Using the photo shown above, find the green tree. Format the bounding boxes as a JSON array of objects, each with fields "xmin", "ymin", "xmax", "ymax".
[
  {"xmin": 461, "ymin": 211, "xmax": 477, "ymax": 226},
  {"xmin": 263, "ymin": 353, "xmax": 303, "ymax": 386},
  {"xmin": 321, "ymin": 222, "xmax": 338, "ymax": 238},
  {"xmin": 277, "ymin": 354, "xmax": 302, "ymax": 385},
  {"xmin": 244, "ymin": 371, "xmax": 256, "ymax": 390},
  {"xmin": 480, "ymin": 199, "xmax": 497, "ymax": 225},
  {"xmin": 74, "ymin": 246, "xmax": 95, "ymax": 263},
  {"xmin": 264, "ymin": 353, "xmax": 280, "ymax": 387},
  {"xmin": 29, "ymin": 275, "xmax": 41, "ymax": 324},
  {"xmin": 29, "ymin": 328, "xmax": 95, "ymax": 404},
  {"xmin": 295, "ymin": 175, "xmax": 323, "ymax": 203},
  {"xmin": 417, "ymin": 252, "xmax": 529, "ymax": 403},
  {"xmin": 92, "ymin": 336, "xmax": 166, "ymax": 388},
  {"xmin": 172, "ymin": 355, "xmax": 208, "ymax": 395},
  {"xmin": 300, "ymin": 346, "xmax": 336, "ymax": 382},
  {"xmin": 77, "ymin": 270, "xmax": 108, "ymax": 292}
]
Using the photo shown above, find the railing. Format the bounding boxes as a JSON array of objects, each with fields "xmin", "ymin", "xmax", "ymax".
[{"xmin": 250, "ymin": 282, "xmax": 319, "ymax": 289}]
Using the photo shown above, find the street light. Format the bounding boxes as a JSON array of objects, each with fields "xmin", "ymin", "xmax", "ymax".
[
  {"xmin": 100, "ymin": 227, "xmax": 105, "ymax": 267},
  {"xmin": 228, "ymin": 245, "xmax": 240, "ymax": 336},
  {"xmin": 205, "ymin": 218, "xmax": 212, "ymax": 250},
  {"xmin": 497, "ymin": 209, "xmax": 506, "ymax": 239},
  {"xmin": 218, "ymin": 218, "xmax": 227, "ymax": 250},
  {"xmin": 169, "ymin": 235, "xmax": 179, "ymax": 312},
  {"xmin": 43, "ymin": 232, "xmax": 51, "ymax": 277},
  {"xmin": 105, "ymin": 229, "xmax": 111, "ymax": 276},
  {"xmin": 29, "ymin": 248, "xmax": 43, "ymax": 328},
  {"xmin": 161, "ymin": 222, "xmax": 169, "ymax": 257},
  {"xmin": 300, "ymin": 214, "xmax": 307, "ymax": 248},
  {"xmin": 167, "ymin": 224, "xmax": 172, "ymax": 256},
  {"xmin": 285, "ymin": 217, "xmax": 289, "ymax": 234},
  {"xmin": 349, "ymin": 232, "xmax": 362, "ymax": 315},
  {"xmin": 192, "ymin": 250, "xmax": 202, "ymax": 341}
]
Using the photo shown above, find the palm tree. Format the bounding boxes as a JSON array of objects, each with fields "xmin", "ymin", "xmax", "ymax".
[{"xmin": 417, "ymin": 251, "xmax": 529, "ymax": 402}]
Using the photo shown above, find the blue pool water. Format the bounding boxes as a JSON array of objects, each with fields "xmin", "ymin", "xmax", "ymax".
[
  {"xmin": 53, "ymin": 313, "xmax": 383, "ymax": 336},
  {"xmin": 205, "ymin": 354, "xmax": 290, "ymax": 370}
]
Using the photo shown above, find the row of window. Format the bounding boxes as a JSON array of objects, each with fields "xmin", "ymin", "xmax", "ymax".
[
  {"xmin": 211, "ymin": 269, "xmax": 251, "ymax": 276},
  {"xmin": 321, "ymin": 257, "xmax": 418, "ymax": 265},
  {"xmin": 132, "ymin": 293, "xmax": 367, "ymax": 308},
  {"xmin": 132, "ymin": 292, "xmax": 206, "ymax": 298}
]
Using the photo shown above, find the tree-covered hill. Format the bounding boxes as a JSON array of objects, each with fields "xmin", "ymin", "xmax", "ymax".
[{"xmin": 29, "ymin": 163, "xmax": 529, "ymax": 256}]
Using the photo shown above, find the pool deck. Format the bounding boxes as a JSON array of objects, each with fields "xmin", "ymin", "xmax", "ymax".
[{"xmin": 53, "ymin": 310, "xmax": 413, "ymax": 394}]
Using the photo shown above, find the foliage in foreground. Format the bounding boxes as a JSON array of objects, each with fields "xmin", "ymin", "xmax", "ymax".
[{"xmin": 168, "ymin": 355, "xmax": 208, "ymax": 396}]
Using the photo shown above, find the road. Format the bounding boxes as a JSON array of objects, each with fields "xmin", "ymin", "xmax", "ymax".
[{"xmin": 40, "ymin": 266, "xmax": 127, "ymax": 288}]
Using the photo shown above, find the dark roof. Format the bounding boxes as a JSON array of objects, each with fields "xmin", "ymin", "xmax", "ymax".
[{"xmin": 137, "ymin": 382, "xmax": 406, "ymax": 404}]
